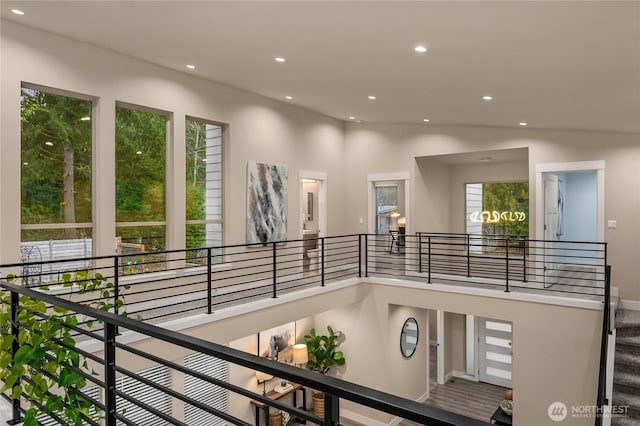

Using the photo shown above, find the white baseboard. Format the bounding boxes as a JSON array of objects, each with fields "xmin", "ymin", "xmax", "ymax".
[
  {"xmin": 619, "ymin": 299, "xmax": 640, "ymax": 311},
  {"xmin": 451, "ymin": 370, "xmax": 475, "ymax": 381},
  {"xmin": 445, "ymin": 371, "xmax": 454, "ymax": 383},
  {"xmin": 342, "ymin": 390, "xmax": 430, "ymax": 426},
  {"xmin": 416, "ymin": 390, "xmax": 429, "ymax": 403},
  {"xmin": 341, "ymin": 408, "xmax": 388, "ymax": 426}
]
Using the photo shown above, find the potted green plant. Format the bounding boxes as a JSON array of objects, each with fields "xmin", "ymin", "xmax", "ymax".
[
  {"xmin": 0, "ymin": 271, "xmax": 134, "ymax": 426},
  {"xmin": 303, "ymin": 325, "xmax": 345, "ymax": 416}
]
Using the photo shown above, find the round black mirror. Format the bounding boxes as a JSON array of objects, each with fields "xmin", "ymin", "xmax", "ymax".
[{"xmin": 400, "ymin": 317, "xmax": 418, "ymax": 358}]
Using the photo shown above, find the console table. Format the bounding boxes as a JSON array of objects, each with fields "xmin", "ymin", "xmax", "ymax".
[{"xmin": 250, "ymin": 383, "xmax": 307, "ymax": 426}]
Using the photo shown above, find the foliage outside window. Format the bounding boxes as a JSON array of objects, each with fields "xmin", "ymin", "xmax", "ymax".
[
  {"xmin": 466, "ymin": 182, "xmax": 529, "ymax": 239},
  {"xmin": 115, "ymin": 106, "xmax": 166, "ymax": 255},
  {"xmin": 186, "ymin": 119, "xmax": 223, "ymax": 264},
  {"xmin": 20, "ymin": 87, "xmax": 92, "ymax": 257}
]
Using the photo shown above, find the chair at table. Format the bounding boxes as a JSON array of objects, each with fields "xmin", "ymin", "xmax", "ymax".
[{"xmin": 389, "ymin": 226, "xmax": 406, "ymax": 254}]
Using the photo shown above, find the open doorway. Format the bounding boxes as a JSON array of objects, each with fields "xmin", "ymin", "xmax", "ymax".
[
  {"xmin": 299, "ymin": 172, "xmax": 327, "ymax": 272},
  {"xmin": 536, "ymin": 161, "xmax": 604, "ymax": 242},
  {"xmin": 536, "ymin": 162, "xmax": 604, "ymax": 287}
]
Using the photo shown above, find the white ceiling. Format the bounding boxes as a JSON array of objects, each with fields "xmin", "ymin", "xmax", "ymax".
[{"xmin": 2, "ymin": 1, "xmax": 639, "ymax": 133}]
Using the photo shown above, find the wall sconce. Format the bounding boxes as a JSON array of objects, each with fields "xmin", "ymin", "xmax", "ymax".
[
  {"xmin": 255, "ymin": 370, "xmax": 273, "ymax": 395},
  {"xmin": 292, "ymin": 343, "xmax": 308, "ymax": 368}
]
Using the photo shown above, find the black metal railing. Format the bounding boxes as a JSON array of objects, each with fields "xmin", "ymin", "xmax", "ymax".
[
  {"xmin": 0, "ymin": 280, "xmax": 490, "ymax": 426},
  {"xmin": 0, "ymin": 233, "xmax": 609, "ymax": 329},
  {"xmin": 0, "ymin": 232, "xmax": 612, "ymax": 425},
  {"xmin": 595, "ymin": 265, "xmax": 613, "ymax": 426}
]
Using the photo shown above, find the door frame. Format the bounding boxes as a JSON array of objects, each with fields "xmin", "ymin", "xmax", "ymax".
[
  {"xmin": 478, "ymin": 317, "xmax": 513, "ymax": 388},
  {"xmin": 367, "ymin": 172, "xmax": 411, "ymax": 235},
  {"xmin": 535, "ymin": 161, "xmax": 605, "ymax": 242},
  {"xmin": 299, "ymin": 170, "xmax": 327, "ymax": 238},
  {"xmin": 535, "ymin": 162, "xmax": 604, "ymax": 287}
]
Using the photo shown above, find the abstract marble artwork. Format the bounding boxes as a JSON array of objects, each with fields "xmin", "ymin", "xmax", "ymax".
[{"xmin": 247, "ymin": 161, "xmax": 288, "ymax": 244}]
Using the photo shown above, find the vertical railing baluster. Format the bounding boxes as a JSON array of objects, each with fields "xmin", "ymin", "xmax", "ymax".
[
  {"xmin": 104, "ymin": 322, "xmax": 117, "ymax": 426},
  {"xmin": 272, "ymin": 242, "xmax": 277, "ymax": 298},
  {"xmin": 466, "ymin": 234, "xmax": 471, "ymax": 278},
  {"xmin": 207, "ymin": 247, "xmax": 212, "ymax": 314},
  {"xmin": 523, "ymin": 237, "xmax": 527, "ymax": 283},
  {"xmin": 418, "ymin": 233, "xmax": 423, "ymax": 274},
  {"xmin": 113, "ymin": 255, "xmax": 119, "ymax": 315},
  {"xmin": 364, "ymin": 234, "xmax": 369, "ymax": 277},
  {"xmin": 505, "ymin": 237, "xmax": 510, "ymax": 292},
  {"xmin": 358, "ymin": 235, "xmax": 362, "ymax": 278},
  {"xmin": 321, "ymin": 237, "xmax": 325, "ymax": 287},
  {"xmin": 9, "ymin": 291, "xmax": 22, "ymax": 425},
  {"xmin": 113, "ymin": 255, "xmax": 120, "ymax": 335},
  {"xmin": 323, "ymin": 393, "xmax": 339, "ymax": 426},
  {"xmin": 427, "ymin": 236, "xmax": 432, "ymax": 284}
]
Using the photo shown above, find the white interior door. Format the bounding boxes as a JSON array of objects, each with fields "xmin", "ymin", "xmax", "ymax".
[
  {"xmin": 544, "ymin": 174, "xmax": 559, "ymax": 240},
  {"xmin": 478, "ymin": 317, "xmax": 512, "ymax": 388},
  {"xmin": 544, "ymin": 174, "xmax": 559, "ymax": 286}
]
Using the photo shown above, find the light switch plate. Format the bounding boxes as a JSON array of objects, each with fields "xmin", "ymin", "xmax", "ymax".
[{"xmin": 607, "ymin": 220, "xmax": 617, "ymax": 229}]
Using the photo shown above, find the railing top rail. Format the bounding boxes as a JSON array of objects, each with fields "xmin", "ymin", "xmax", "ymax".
[
  {"xmin": 0, "ymin": 280, "xmax": 488, "ymax": 426},
  {"xmin": 4, "ymin": 233, "xmax": 609, "ymax": 271},
  {"xmin": 414, "ymin": 231, "xmax": 526, "ymax": 238},
  {"xmin": 1, "ymin": 234, "xmax": 363, "ymax": 270},
  {"xmin": 413, "ymin": 232, "xmax": 607, "ymax": 246}
]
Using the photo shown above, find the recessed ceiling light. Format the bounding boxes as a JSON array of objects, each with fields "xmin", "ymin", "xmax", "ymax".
[
  {"xmin": 285, "ymin": 95, "xmax": 293, "ymax": 100},
  {"xmin": 80, "ymin": 116, "xmax": 91, "ymax": 121},
  {"xmin": 482, "ymin": 95, "xmax": 493, "ymax": 101},
  {"xmin": 519, "ymin": 122, "xmax": 528, "ymax": 126},
  {"xmin": 136, "ymin": 150, "xmax": 142, "ymax": 155},
  {"xmin": 368, "ymin": 95, "xmax": 376, "ymax": 100},
  {"xmin": 186, "ymin": 64, "xmax": 195, "ymax": 69},
  {"xmin": 423, "ymin": 118, "xmax": 430, "ymax": 122},
  {"xmin": 414, "ymin": 45, "xmax": 427, "ymax": 53},
  {"xmin": 45, "ymin": 141, "xmax": 54, "ymax": 146},
  {"xmin": 356, "ymin": 120, "xmax": 363, "ymax": 124},
  {"xmin": 275, "ymin": 57, "xmax": 286, "ymax": 63},
  {"xmin": 348, "ymin": 116, "xmax": 355, "ymax": 120},
  {"xmin": 11, "ymin": 9, "xmax": 25, "ymax": 16}
]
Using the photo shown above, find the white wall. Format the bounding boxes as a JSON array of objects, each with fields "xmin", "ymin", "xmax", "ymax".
[
  {"xmin": 345, "ymin": 122, "xmax": 640, "ymax": 300},
  {"xmin": 0, "ymin": 20, "xmax": 348, "ymax": 264}
]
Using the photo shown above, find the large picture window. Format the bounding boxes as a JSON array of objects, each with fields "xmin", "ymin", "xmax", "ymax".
[
  {"xmin": 20, "ymin": 86, "xmax": 93, "ymax": 265},
  {"xmin": 186, "ymin": 118, "xmax": 223, "ymax": 262},
  {"xmin": 465, "ymin": 182, "xmax": 529, "ymax": 253},
  {"xmin": 115, "ymin": 106, "xmax": 167, "ymax": 255}
]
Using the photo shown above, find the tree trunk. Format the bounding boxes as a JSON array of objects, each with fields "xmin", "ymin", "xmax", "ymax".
[
  {"xmin": 63, "ymin": 141, "xmax": 77, "ymax": 239},
  {"xmin": 193, "ymin": 123, "xmax": 200, "ymax": 186}
]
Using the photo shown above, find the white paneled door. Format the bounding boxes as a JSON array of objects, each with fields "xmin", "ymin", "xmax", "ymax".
[
  {"xmin": 478, "ymin": 317, "xmax": 512, "ymax": 388},
  {"xmin": 543, "ymin": 173, "xmax": 560, "ymax": 287}
]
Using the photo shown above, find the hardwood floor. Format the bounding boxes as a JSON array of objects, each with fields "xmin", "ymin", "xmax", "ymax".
[
  {"xmin": 288, "ymin": 378, "xmax": 508, "ymax": 426},
  {"xmin": 400, "ymin": 378, "xmax": 507, "ymax": 425}
]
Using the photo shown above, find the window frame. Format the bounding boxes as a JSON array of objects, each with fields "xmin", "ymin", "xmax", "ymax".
[{"xmin": 20, "ymin": 82, "xmax": 96, "ymax": 257}]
